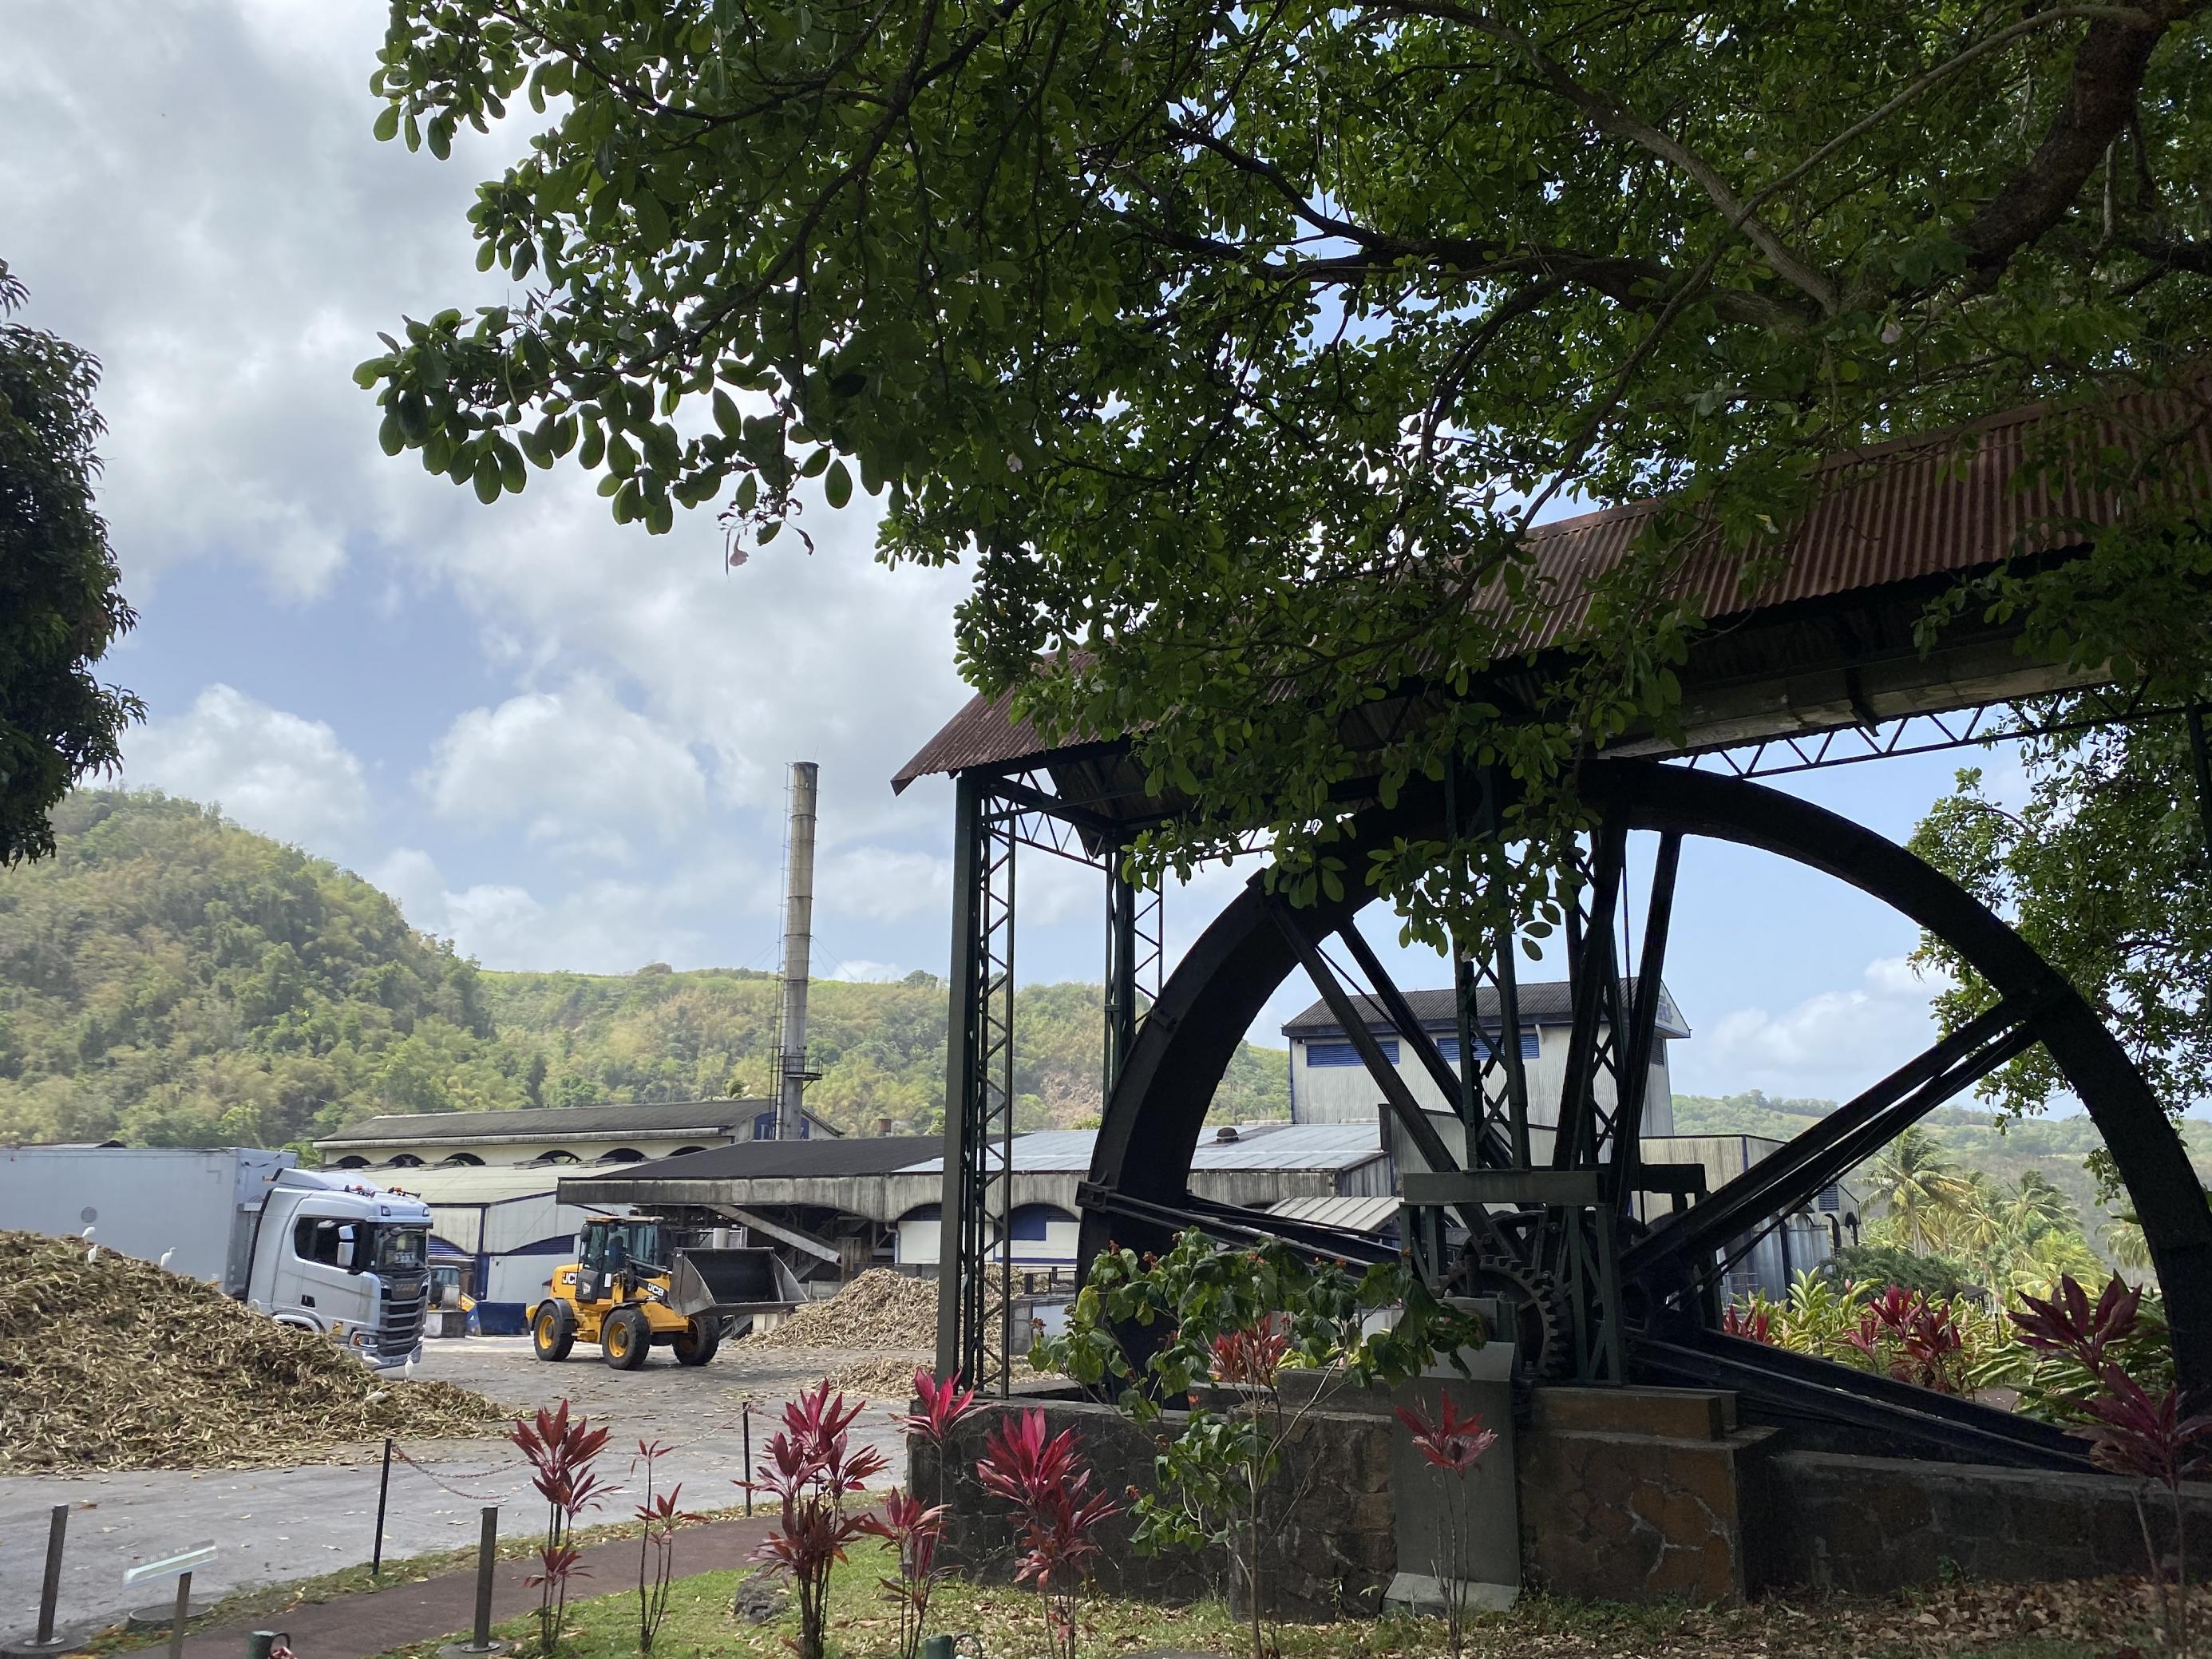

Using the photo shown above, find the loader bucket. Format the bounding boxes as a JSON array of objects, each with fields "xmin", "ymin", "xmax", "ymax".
[{"xmin": 668, "ymin": 1249, "xmax": 804, "ymax": 1318}]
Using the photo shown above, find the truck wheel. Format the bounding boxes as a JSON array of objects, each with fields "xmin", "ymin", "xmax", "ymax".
[
  {"xmin": 672, "ymin": 1317, "xmax": 721, "ymax": 1367},
  {"xmin": 532, "ymin": 1302, "xmax": 576, "ymax": 1362},
  {"xmin": 601, "ymin": 1306, "xmax": 651, "ymax": 1371}
]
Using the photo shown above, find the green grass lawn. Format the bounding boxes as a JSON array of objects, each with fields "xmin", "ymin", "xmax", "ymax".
[{"xmin": 358, "ymin": 1538, "xmax": 2153, "ymax": 1659}]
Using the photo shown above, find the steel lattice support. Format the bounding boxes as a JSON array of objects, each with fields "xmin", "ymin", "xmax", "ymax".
[
  {"xmin": 1103, "ymin": 863, "xmax": 1163, "ymax": 1099},
  {"xmin": 933, "ymin": 778, "xmax": 1019, "ymax": 1393}
]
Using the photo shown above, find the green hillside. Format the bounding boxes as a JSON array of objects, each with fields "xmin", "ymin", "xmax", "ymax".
[
  {"xmin": 1671, "ymin": 1090, "xmax": 2212, "ymax": 1232},
  {"xmin": 0, "ymin": 791, "xmax": 1289, "ymax": 1152}
]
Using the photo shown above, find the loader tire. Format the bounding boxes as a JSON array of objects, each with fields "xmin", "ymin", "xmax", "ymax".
[
  {"xmin": 532, "ymin": 1302, "xmax": 576, "ymax": 1362},
  {"xmin": 672, "ymin": 1317, "xmax": 722, "ymax": 1367},
  {"xmin": 602, "ymin": 1305, "xmax": 651, "ymax": 1371}
]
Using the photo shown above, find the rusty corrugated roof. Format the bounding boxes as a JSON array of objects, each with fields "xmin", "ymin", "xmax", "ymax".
[{"xmin": 891, "ymin": 390, "xmax": 2210, "ymax": 790}]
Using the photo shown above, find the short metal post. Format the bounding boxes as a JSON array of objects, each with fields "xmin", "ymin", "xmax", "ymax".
[
  {"xmin": 470, "ymin": 1508, "xmax": 498, "ymax": 1650},
  {"xmin": 435, "ymin": 1509, "xmax": 504, "ymax": 1659},
  {"xmin": 247, "ymin": 1633, "xmax": 289, "ymax": 1659},
  {"xmin": 165, "ymin": 1574, "xmax": 192, "ymax": 1659},
  {"xmin": 371, "ymin": 1437, "xmax": 394, "ymax": 1576},
  {"xmin": 34, "ymin": 1505, "xmax": 67, "ymax": 1648},
  {"xmin": 741, "ymin": 1403, "xmax": 753, "ymax": 1516}
]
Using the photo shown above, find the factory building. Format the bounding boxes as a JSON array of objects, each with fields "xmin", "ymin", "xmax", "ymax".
[
  {"xmin": 560, "ymin": 1122, "xmax": 1392, "ymax": 1285},
  {"xmin": 313, "ymin": 1099, "xmax": 841, "ymax": 1171},
  {"xmin": 1282, "ymin": 980, "xmax": 1685, "ymax": 1140}
]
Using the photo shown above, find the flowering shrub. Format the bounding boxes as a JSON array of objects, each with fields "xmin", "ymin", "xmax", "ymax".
[
  {"xmin": 2012, "ymin": 1274, "xmax": 2174, "ymax": 1419},
  {"xmin": 745, "ymin": 1383, "xmax": 891, "ymax": 1659},
  {"xmin": 1845, "ymin": 1285, "xmax": 1969, "ymax": 1392},
  {"xmin": 512, "ymin": 1403, "xmax": 611, "ymax": 1657},
  {"xmin": 1395, "ymin": 1396, "xmax": 1499, "ymax": 1659},
  {"xmin": 975, "ymin": 1408, "xmax": 1119, "ymax": 1659},
  {"xmin": 1037, "ymin": 1229, "xmax": 1485, "ymax": 1659}
]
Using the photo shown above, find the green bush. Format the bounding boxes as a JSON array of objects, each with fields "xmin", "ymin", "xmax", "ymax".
[{"xmin": 1821, "ymin": 1242, "xmax": 1977, "ymax": 1301}]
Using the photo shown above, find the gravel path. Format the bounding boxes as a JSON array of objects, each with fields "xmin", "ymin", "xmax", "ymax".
[{"xmin": 0, "ymin": 1336, "xmax": 913, "ymax": 1642}]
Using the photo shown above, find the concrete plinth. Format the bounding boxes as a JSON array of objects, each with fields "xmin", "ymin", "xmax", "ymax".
[{"xmin": 1515, "ymin": 1384, "xmax": 1775, "ymax": 1606}]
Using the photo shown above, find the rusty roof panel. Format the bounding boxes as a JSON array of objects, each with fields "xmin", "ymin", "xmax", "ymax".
[{"xmin": 891, "ymin": 391, "xmax": 2211, "ymax": 790}]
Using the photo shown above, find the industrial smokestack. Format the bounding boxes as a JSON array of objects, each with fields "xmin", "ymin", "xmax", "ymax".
[{"xmin": 776, "ymin": 761, "xmax": 819, "ymax": 1138}]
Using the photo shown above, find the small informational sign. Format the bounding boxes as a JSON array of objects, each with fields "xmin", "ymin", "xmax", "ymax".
[{"xmin": 122, "ymin": 1543, "xmax": 217, "ymax": 1586}]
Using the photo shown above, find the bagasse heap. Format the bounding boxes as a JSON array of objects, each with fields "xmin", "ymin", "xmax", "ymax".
[
  {"xmin": 0, "ymin": 1228, "xmax": 504, "ymax": 1472},
  {"xmin": 740, "ymin": 1268, "xmax": 937, "ymax": 1352}
]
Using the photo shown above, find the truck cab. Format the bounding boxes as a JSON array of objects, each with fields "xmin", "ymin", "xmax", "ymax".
[{"xmin": 246, "ymin": 1170, "xmax": 435, "ymax": 1369}]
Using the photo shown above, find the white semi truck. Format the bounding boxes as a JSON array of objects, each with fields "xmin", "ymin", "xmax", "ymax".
[{"xmin": 0, "ymin": 1145, "xmax": 437, "ymax": 1369}]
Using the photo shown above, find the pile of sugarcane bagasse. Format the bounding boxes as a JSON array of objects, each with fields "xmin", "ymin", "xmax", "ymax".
[{"xmin": 0, "ymin": 1228, "xmax": 504, "ymax": 1472}]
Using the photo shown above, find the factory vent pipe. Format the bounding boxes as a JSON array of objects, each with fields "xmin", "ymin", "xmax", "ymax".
[{"xmin": 775, "ymin": 761, "xmax": 820, "ymax": 1138}]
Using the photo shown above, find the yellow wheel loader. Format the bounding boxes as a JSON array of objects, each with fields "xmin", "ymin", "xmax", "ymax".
[{"xmin": 528, "ymin": 1216, "xmax": 802, "ymax": 1370}]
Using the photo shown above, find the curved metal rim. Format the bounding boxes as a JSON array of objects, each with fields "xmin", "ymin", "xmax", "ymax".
[{"xmin": 1081, "ymin": 758, "xmax": 2212, "ymax": 1384}]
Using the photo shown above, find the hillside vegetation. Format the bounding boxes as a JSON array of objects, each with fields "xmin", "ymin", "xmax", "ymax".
[
  {"xmin": 1672, "ymin": 1090, "xmax": 2212, "ymax": 1241},
  {"xmin": 0, "ymin": 791, "xmax": 1288, "ymax": 1151}
]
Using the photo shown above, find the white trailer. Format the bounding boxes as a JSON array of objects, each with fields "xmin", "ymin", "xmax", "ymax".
[{"xmin": 0, "ymin": 1145, "xmax": 436, "ymax": 1369}]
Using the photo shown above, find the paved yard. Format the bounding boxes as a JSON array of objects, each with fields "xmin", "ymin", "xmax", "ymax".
[{"xmin": 0, "ymin": 1336, "xmax": 913, "ymax": 1643}]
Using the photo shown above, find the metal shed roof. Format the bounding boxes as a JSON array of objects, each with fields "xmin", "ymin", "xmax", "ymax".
[
  {"xmin": 892, "ymin": 387, "xmax": 2207, "ymax": 791},
  {"xmin": 317, "ymin": 1100, "xmax": 788, "ymax": 1149},
  {"xmin": 887, "ymin": 1124, "xmax": 1385, "ymax": 1175},
  {"xmin": 1267, "ymin": 1194, "xmax": 1403, "ymax": 1234},
  {"xmin": 1280, "ymin": 978, "xmax": 1688, "ymax": 1039},
  {"xmin": 564, "ymin": 1134, "xmax": 947, "ymax": 1192}
]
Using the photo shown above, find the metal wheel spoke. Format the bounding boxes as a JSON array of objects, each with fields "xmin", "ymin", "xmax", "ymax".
[
  {"xmin": 1334, "ymin": 920, "xmax": 1514, "ymax": 1169},
  {"xmin": 1610, "ymin": 832, "xmax": 1683, "ymax": 1207},
  {"xmin": 1551, "ymin": 814, "xmax": 1629, "ymax": 1170}
]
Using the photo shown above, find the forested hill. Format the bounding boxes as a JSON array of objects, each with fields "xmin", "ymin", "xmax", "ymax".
[
  {"xmin": 1672, "ymin": 1090, "xmax": 2212, "ymax": 1225},
  {"xmin": 0, "ymin": 792, "xmax": 1289, "ymax": 1152}
]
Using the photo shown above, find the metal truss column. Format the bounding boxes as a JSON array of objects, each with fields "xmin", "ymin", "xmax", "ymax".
[
  {"xmin": 1103, "ymin": 861, "xmax": 1161, "ymax": 1100},
  {"xmin": 933, "ymin": 776, "xmax": 1019, "ymax": 1393}
]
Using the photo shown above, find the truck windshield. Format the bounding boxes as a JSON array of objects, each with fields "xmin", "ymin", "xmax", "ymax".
[{"xmin": 371, "ymin": 1225, "xmax": 428, "ymax": 1273}]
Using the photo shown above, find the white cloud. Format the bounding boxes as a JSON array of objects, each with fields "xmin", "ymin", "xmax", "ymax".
[
  {"xmin": 824, "ymin": 959, "xmax": 912, "ymax": 984},
  {"xmin": 1678, "ymin": 956, "xmax": 1954, "ymax": 1101},
  {"xmin": 419, "ymin": 679, "xmax": 709, "ymax": 854},
  {"xmin": 126, "ymin": 683, "xmax": 369, "ymax": 853},
  {"xmin": 817, "ymin": 847, "xmax": 950, "ymax": 923}
]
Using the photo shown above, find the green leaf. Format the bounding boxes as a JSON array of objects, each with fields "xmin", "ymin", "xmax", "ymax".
[
  {"xmin": 825, "ymin": 457, "xmax": 852, "ymax": 509},
  {"xmin": 372, "ymin": 104, "xmax": 399, "ymax": 144}
]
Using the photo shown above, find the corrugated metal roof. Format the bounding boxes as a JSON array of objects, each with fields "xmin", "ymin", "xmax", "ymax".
[
  {"xmin": 889, "ymin": 1124, "xmax": 1385, "ymax": 1175},
  {"xmin": 592, "ymin": 1135, "xmax": 948, "ymax": 1184},
  {"xmin": 1280, "ymin": 978, "xmax": 1688, "ymax": 1038},
  {"xmin": 317, "ymin": 1101, "xmax": 778, "ymax": 1146},
  {"xmin": 891, "ymin": 388, "xmax": 2210, "ymax": 790},
  {"xmin": 1268, "ymin": 1194, "xmax": 1403, "ymax": 1234}
]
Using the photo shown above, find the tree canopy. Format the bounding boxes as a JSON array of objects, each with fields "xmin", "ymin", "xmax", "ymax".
[
  {"xmin": 0, "ymin": 260, "xmax": 140, "ymax": 865},
  {"xmin": 1910, "ymin": 697, "xmax": 2212, "ymax": 1122},
  {"xmin": 363, "ymin": 0, "xmax": 2212, "ymax": 929}
]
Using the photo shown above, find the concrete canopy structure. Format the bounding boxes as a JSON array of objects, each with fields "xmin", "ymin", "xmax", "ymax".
[{"xmin": 558, "ymin": 1123, "xmax": 1389, "ymax": 1281}]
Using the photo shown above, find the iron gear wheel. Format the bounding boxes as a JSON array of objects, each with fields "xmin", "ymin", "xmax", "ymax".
[{"xmin": 1457, "ymin": 1253, "xmax": 1572, "ymax": 1380}]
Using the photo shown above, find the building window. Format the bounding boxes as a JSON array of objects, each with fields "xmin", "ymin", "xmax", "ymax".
[
  {"xmin": 1434, "ymin": 1029, "xmax": 1541, "ymax": 1064},
  {"xmin": 333, "ymin": 1155, "xmax": 370, "ymax": 1169},
  {"xmin": 596, "ymin": 1148, "xmax": 645, "ymax": 1164},
  {"xmin": 440, "ymin": 1153, "xmax": 484, "ymax": 1166},
  {"xmin": 1306, "ymin": 1039, "xmax": 1399, "ymax": 1067},
  {"xmin": 385, "ymin": 1153, "xmax": 424, "ymax": 1168},
  {"xmin": 529, "ymin": 1149, "xmax": 580, "ymax": 1166},
  {"xmin": 1817, "ymin": 1183, "xmax": 1842, "ymax": 1214},
  {"xmin": 670, "ymin": 1146, "xmax": 708, "ymax": 1157}
]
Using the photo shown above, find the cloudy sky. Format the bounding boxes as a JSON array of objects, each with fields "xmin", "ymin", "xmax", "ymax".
[{"xmin": 3, "ymin": 0, "xmax": 2057, "ymax": 1106}]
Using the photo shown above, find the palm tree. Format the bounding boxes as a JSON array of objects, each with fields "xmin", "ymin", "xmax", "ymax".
[
  {"xmin": 1866, "ymin": 1127, "xmax": 1976, "ymax": 1253},
  {"xmin": 2004, "ymin": 1171, "xmax": 2077, "ymax": 1245},
  {"xmin": 2103, "ymin": 1210, "xmax": 2155, "ymax": 1271}
]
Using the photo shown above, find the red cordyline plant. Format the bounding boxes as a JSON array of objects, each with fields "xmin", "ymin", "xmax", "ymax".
[
  {"xmin": 882, "ymin": 1369, "xmax": 985, "ymax": 1659},
  {"xmin": 2009, "ymin": 1273, "xmax": 2174, "ymax": 1419},
  {"xmin": 512, "ymin": 1402, "xmax": 612, "ymax": 1657},
  {"xmin": 2077, "ymin": 1366, "xmax": 2212, "ymax": 1655},
  {"xmin": 630, "ymin": 1439, "xmax": 699, "ymax": 1657},
  {"xmin": 875, "ymin": 1488, "xmax": 950, "ymax": 1659},
  {"xmin": 1845, "ymin": 1285, "xmax": 1966, "ymax": 1393},
  {"xmin": 744, "ymin": 1382, "xmax": 891, "ymax": 1659},
  {"xmin": 1394, "ymin": 1396, "xmax": 1500, "ymax": 1659},
  {"xmin": 1720, "ymin": 1303, "xmax": 1773, "ymax": 1344},
  {"xmin": 892, "ymin": 1367, "xmax": 986, "ymax": 1507},
  {"xmin": 976, "ymin": 1408, "xmax": 1121, "ymax": 1659}
]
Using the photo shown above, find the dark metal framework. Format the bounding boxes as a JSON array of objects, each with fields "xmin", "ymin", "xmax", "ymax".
[
  {"xmin": 931, "ymin": 694, "xmax": 2212, "ymax": 1459},
  {"xmin": 935, "ymin": 774, "xmax": 1161, "ymax": 1394}
]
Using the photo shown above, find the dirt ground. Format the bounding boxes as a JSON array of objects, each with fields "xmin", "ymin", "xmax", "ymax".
[{"xmin": 0, "ymin": 1333, "xmax": 919, "ymax": 1641}]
